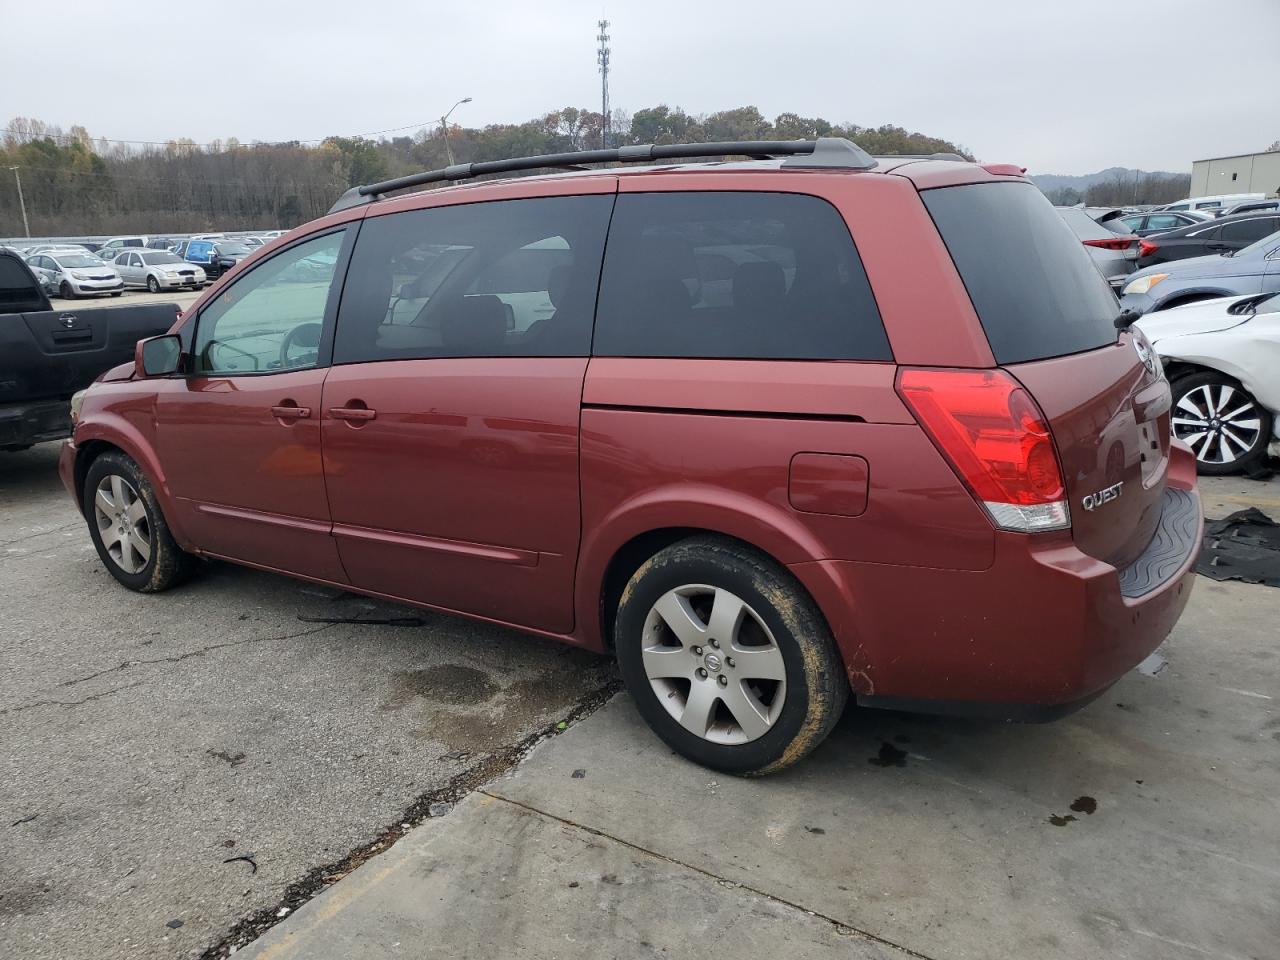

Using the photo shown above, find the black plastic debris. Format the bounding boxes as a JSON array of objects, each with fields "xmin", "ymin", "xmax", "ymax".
[{"xmin": 1196, "ymin": 509, "xmax": 1280, "ymax": 587}]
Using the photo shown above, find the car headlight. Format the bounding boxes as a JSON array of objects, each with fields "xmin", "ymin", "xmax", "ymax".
[
  {"xmin": 70, "ymin": 388, "xmax": 88, "ymax": 423},
  {"xmin": 68, "ymin": 270, "xmax": 86, "ymax": 280},
  {"xmin": 1123, "ymin": 273, "xmax": 1168, "ymax": 296}
]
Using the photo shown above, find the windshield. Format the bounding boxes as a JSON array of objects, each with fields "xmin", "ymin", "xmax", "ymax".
[
  {"xmin": 142, "ymin": 253, "xmax": 184, "ymax": 265},
  {"xmin": 54, "ymin": 254, "xmax": 104, "ymax": 269},
  {"xmin": 216, "ymin": 243, "xmax": 251, "ymax": 255}
]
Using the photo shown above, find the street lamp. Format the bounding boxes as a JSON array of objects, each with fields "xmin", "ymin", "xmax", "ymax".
[
  {"xmin": 8, "ymin": 166, "xmax": 30, "ymax": 238},
  {"xmin": 440, "ymin": 97, "xmax": 472, "ymax": 166}
]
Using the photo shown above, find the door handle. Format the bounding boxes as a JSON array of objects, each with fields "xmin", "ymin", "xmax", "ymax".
[
  {"xmin": 271, "ymin": 404, "xmax": 311, "ymax": 420},
  {"xmin": 329, "ymin": 406, "xmax": 377, "ymax": 422}
]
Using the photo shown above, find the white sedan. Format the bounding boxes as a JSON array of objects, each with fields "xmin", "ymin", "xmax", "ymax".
[
  {"xmin": 1137, "ymin": 293, "xmax": 1280, "ymax": 475},
  {"xmin": 108, "ymin": 249, "xmax": 207, "ymax": 292}
]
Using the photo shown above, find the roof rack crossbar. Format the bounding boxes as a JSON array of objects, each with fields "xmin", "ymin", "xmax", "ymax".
[{"xmin": 328, "ymin": 137, "xmax": 876, "ymax": 213}]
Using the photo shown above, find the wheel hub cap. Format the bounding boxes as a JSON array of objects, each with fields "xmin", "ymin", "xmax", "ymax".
[
  {"xmin": 640, "ymin": 584, "xmax": 787, "ymax": 745},
  {"xmin": 93, "ymin": 474, "xmax": 152, "ymax": 575},
  {"xmin": 1172, "ymin": 383, "xmax": 1262, "ymax": 465}
]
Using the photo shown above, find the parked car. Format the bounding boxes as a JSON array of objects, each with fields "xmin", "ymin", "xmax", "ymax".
[
  {"xmin": 1117, "ymin": 210, "xmax": 1214, "ymax": 237},
  {"xmin": 97, "ymin": 236, "xmax": 149, "ymax": 258},
  {"xmin": 1137, "ymin": 293, "xmax": 1279, "ymax": 474},
  {"xmin": 1158, "ymin": 193, "xmax": 1265, "ymax": 214},
  {"xmin": 1220, "ymin": 199, "xmax": 1280, "ymax": 217},
  {"xmin": 1135, "ymin": 212, "xmax": 1280, "ymax": 268},
  {"xmin": 25, "ymin": 243, "xmax": 96, "ymax": 257},
  {"xmin": 146, "ymin": 238, "xmax": 180, "ymax": 251},
  {"xmin": 1056, "ymin": 206, "xmax": 1139, "ymax": 289},
  {"xmin": 1120, "ymin": 229, "xmax": 1280, "ymax": 314},
  {"xmin": 108, "ymin": 249, "xmax": 207, "ymax": 292},
  {"xmin": 174, "ymin": 239, "xmax": 253, "ymax": 278},
  {"xmin": 61, "ymin": 138, "xmax": 1202, "ymax": 775},
  {"xmin": 26, "ymin": 250, "xmax": 124, "ymax": 299},
  {"xmin": 0, "ymin": 248, "xmax": 180, "ymax": 451}
]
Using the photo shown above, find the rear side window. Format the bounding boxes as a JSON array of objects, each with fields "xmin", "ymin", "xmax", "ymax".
[
  {"xmin": 923, "ymin": 182, "xmax": 1118, "ymax": 364},
  {"xmin": 593, "ymin": 192, "xmax": 890, "ymax": 361},
  {"xmin": 335, "ymin": 194, "xmax": 613, "ymax": 362},
  {"xmin": 1221, "ymin": 217, "xmax": 1279, "ymax": 244}
]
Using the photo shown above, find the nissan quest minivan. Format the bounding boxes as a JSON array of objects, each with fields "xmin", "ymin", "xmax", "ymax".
[{"xmin": 61, "ymin": 138, "xmax": 1203, "ymax": 775}]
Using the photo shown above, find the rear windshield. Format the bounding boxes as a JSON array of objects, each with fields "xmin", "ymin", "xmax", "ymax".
[{"xmin": 924, "ymin": 182, "xmax": 1119, "ymax": 364}]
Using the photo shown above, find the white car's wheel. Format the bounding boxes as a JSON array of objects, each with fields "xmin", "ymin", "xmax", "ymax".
[{"xmin": 1171, "ymin": 372, "xmax": 1273, "ymax": 475}]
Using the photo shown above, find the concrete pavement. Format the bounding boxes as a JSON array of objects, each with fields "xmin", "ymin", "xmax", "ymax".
[{"xmin": 234, "ymin": 559, "xmax": 1280, "ymax": 960}]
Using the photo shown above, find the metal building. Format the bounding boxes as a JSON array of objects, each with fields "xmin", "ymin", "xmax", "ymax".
[{"xmin": 1190, "ymin": 151, "xmax": 1280, "ymax": 198}]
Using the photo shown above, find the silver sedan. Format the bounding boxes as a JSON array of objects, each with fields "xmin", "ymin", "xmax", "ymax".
[{"xmin": 110, "ymin": 250, "xmax": 207, "ymax": 292}]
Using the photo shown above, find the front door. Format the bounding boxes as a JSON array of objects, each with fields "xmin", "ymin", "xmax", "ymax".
[
  {"xmin": 320, "ymin": 189, "xmax": 615, "ymax": 632},
  {"xmin": 154, "ymin": 228, "xmax": 353, "ymax": 581}
]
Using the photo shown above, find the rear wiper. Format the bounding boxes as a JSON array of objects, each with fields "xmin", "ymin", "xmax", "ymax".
[{"xmin": 1114, "ymin": 308, "xmax": 1141, "ymax": 330}]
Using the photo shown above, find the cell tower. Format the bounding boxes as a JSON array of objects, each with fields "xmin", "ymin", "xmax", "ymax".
[{"xmin": 597, "ymin": 19, "xmax": 611, "ymax": 149}]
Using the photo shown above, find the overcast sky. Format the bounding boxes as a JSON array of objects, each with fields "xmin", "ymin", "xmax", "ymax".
[{"xmin": 7, "ymin": 0, "xmax": 1278, "ymax": 175}]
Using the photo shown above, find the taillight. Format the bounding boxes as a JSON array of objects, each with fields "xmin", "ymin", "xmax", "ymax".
[
  {"xmin": 1138, "ymin": 239, "xmax": 1159, "ymax": 258},
  {"xmin": 896, "ymin": 368, "xmax": 1070, "ymax": 533},
  {"xmin": 1082, "ymin": 236, "xmax": 1136, "ymax": 252}
]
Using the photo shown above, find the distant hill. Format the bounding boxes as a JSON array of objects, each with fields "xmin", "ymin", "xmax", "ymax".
[{"xmin": 1028, "ymin": 167, "xmax": 1182, "ymax": 193}]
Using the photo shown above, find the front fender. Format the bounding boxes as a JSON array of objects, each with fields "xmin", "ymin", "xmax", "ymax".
[
  {"xmin": 1161, "ymin": 326, "xmax": 1280, "ymax": 414},
  {"xmin": 74, "ymin": 412, "xmax": 192, "ymax": 550}
]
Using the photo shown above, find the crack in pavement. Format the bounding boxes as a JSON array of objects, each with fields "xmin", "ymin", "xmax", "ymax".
[
  {"xmin": 56, "ymin": 623, "xmax": 336, "ymax": 689},
  {"xmin": 0, "ymin": 680, "xmax": 146, "ymax": 716},
  {"xmin": 0, "ymin": 520, "xmax": 82, "ymax": 547},
  {"xmin": 480, "ymin": 790, "xmax": 937, "ymax": 960}
]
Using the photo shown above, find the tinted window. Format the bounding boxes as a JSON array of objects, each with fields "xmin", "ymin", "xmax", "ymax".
[
  {"xmin": 593, "ymin": 192, "xmax": 889, "ymax": 360},
  {"xmin": 924, "ymin": 182, "xmax": 1118, "ymax": 364},
  {"xmin": 1220, "ymin": 217, "xmax": 1279, "ymax": 245},
  {"xmin": 335, "ymin": 194, "xmax": 613, "ymax": 362},
  {"xmin": 193, "ymin": 231, "xmax": 344, "ymax": 374}
]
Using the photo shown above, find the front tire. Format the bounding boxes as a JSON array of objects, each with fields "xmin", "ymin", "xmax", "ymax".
[
  {"xmin": 83, "ymin": 451, "xmax": 197, "ymax": 592},
  {"xmin": 615, "ymin": 535, "xmax": 848, "ymax": 776},
  {"xmin": 1171, "ymin": 372, "xmax": 1272, "ymax": 475},
  {"xmin": 60, "ymin": 281, "xmax": 76, "ymax": 300},
  {"xmin": 147, "ymin": 276, "xmax": 160, "ymax": 293}
]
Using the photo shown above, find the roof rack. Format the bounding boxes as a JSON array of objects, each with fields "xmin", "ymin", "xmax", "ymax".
[{"xmin": 328, "ymin": 137, "xmax": 876, "ymax": 213}]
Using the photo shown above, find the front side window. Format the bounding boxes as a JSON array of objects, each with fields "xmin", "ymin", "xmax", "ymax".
[
  {"xmin": 334, "ymin": 194, "xmax": 613, "ymax": 362},
  {"xmin": 192, "ymin": 231, "xmax": 344, "ymax": 375},
  {"xmin": 593, "ymin": 191, "xmax": 891, "ymax": 361}
]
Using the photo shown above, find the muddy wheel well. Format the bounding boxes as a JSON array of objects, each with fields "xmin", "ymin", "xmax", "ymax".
[
  {"xmin": 1162, "ymin": 360, "xmax": 1227, "ymax": 386},
  {"xmin": 72, "ymin": 440, "xmax": 120, "ymax": 512}
]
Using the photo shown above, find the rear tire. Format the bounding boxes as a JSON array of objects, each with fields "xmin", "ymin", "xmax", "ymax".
[
  {"xmin": 615, "ymin": 535, "xmax": 848, "ymax": 776},
  {"xmin": 83, "ymin": 451, "xmax": 197, "ymax": 592},
  {"xmin": 1171, "ymin": 371, "xmax": 1272, "ymax": 475}
]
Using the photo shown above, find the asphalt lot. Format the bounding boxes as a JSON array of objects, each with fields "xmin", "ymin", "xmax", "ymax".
[
  {"xmin": 50, "ymin": 288, "xmax": 204, "ymax": 313},
  {"xmin": 2, "ymin": 435, "xmax": 1278, "ymax": 959},
  {"xmin": 0, "ymin": 442, "xmax": 616, "ymax": 960}
]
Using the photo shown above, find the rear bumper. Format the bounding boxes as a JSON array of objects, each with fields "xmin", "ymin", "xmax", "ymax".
[
  {"xmin": 791, "ymin": 447, "xmax": 1203, "ymax": 720},
  {"xmin": 0, "ymin": 400, "xmax": 72, "ymax": 449}
]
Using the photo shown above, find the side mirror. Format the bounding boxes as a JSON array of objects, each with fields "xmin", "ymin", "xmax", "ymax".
[{"xmin": 136, "ymin": 334, "xmax": 182, "ymax": 377}]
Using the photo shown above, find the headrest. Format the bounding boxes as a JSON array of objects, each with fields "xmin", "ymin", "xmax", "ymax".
[
  {"xmin": 441, "ymin": 295, "xmax": 507, "ymax": 354},
  {"xmin": 547, "ymin": 263, "xmax": 573, "ymax": 309},
  {"xmin": 733, "ymin": 260, "xmax": 786, "ymax": 306}
]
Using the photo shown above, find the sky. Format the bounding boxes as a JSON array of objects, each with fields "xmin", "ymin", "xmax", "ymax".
[{"xmin": 5, "ymin": 0, "xmax": 1278, "ymax": 175}]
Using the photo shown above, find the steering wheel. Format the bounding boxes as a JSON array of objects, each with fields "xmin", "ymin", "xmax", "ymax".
[{"xmin": 279, "ymin": 322, "xmax": 322, "ymax": 369}]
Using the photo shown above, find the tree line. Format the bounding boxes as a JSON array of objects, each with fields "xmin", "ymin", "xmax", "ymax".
[
  {"xmin": 0, "ymin": 108, "xmax": 971, "ymax": 237},
  {"xmin": 1042, "ymin": 171, "xmax": 1193, "ymax": 208}
]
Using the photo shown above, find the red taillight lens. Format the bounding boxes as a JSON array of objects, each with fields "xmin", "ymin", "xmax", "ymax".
[
  {"xmin": 1138, "ymin": 239, "xmax": 1159, "ymax": 258},
  {"xmin": 896, "ymin": 368, "xmax": 1070, "ymax": 533},
  {"xmin": 1082, "ymin": 236, "xmax": 1136, "ymax": 252}
]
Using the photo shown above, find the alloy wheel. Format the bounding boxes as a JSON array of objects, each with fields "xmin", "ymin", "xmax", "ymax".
[
  {"xmin": 93, "ymin": 475, "xmax": 152, "ymax": 574},
  {"xmin": 641, "ymin": 584, "xmax": 787, "ymax": 744},
  {"xmin": 1172, "ymin": 383, "xmax": 1263, "ymax": 465}
]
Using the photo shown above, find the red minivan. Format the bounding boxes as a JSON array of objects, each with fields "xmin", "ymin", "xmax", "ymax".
[{"xmin": 60, "ymin": 139, "xmax": 1202, "ymax": 774}]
